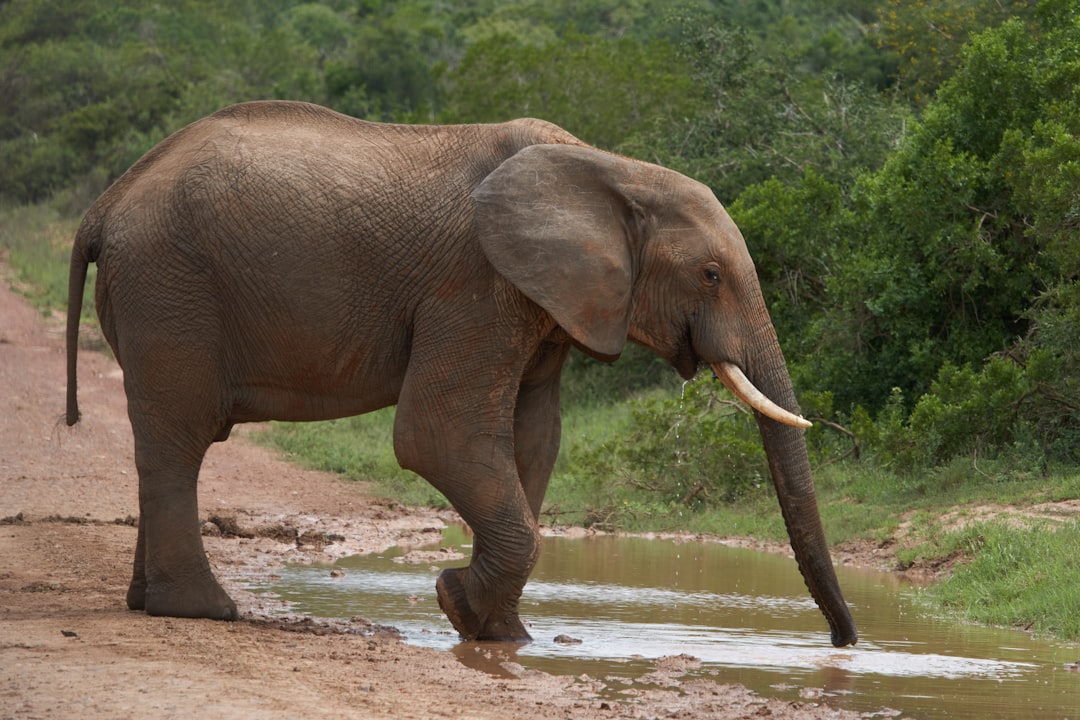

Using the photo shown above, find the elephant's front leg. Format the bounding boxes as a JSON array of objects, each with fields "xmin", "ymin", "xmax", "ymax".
[
  {"xmin": 394, "ymin": 375, "xmax": 540, "ymax": 641},
  {"xmin": 434, "ymin": 508, "xmax": 539, "ymax": 641},
  {"xmin": 437, "ymin": 354, "xmax": 567, "ymax": 640}
]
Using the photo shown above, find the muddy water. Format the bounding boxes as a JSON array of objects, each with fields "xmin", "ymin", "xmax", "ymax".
[{"xmin": 261, "ymin": 527, "xmax": 1080, "ymax": 718}]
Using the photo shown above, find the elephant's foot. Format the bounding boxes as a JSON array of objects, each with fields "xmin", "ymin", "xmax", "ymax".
[
  {"xmin": 436, "ymin": 567, "xmax": 531, "ymax": 642},
  {"xmin": 138, "ymin": 573, "xmax": 239, "ymax": 621},
  {"xmin": 126, "ymin": 575, "xmax": 147, "ymax": 611}
]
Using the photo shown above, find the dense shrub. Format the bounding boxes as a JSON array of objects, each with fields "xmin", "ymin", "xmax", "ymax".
[{"xmin": 565, "ymin": 375, "xmax": 768, "ymax": 518}]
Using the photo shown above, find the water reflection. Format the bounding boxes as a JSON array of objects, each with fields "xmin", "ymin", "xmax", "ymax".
[{"xmin": 260, "ymin": 527, "xmax": 1080, "ymax": 719}]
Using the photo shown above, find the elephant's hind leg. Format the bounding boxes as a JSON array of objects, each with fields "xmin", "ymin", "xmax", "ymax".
[
  {"xmin": 125, "ymin": 516, "xmax": 147, "ymax": 610},
  {"xmin": 127, "ymin": 419, "xmax": 238, "ymax": 620},
  {"xmin": 118, "ymin": 323, "xmax": 238, "ymax": 621}
]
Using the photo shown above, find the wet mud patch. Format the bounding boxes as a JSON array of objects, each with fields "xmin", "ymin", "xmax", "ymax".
[
  {"xmin": 1, "ymin": 512, "xmax": 138, "ymax": 527},
  {"xmin": 251, "ymin": 614, "xmax": 402, "ymax": 639},
  {"xmin": 203, "ymin": 514, "xmax": 351, "ymax": 550}
]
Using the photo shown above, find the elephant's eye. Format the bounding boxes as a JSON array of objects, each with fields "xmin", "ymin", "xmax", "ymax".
[{"xmin": 702, "ymin": 264, "xmax": 722, "ymax": 288}]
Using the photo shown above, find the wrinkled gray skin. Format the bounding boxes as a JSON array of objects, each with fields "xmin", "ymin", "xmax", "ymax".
[{"xmin": 66, "ymin": 101, "xmax": 856, "ymax": 647}]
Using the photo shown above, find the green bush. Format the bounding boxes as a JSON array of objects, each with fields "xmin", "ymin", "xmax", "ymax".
[
  {"xmin": 907, "ymin": 359, "xmax": 1030, "ymax": 465},
  {"xmin": 863, "ymin": 350, "xmax": 1079, "ymax": 474},
  {"xmin": 563, "ymin": 375, "xmax": 768, "ymax": 522}
]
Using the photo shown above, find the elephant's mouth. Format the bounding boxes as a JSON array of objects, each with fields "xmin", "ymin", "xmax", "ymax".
[{"xmin": 670, "ymin": 326, "xmax": 701, "ymax": 380}]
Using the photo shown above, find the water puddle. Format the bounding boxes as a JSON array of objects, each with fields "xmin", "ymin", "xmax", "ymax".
[{"xmin": 259, "ymin": 526, "xmax": 1080, "ymax": 718}]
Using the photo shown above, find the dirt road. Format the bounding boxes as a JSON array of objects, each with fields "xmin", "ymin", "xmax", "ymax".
[{"xmin": 0, "ymin": 266, "xmax": 878, "ymax": 719}]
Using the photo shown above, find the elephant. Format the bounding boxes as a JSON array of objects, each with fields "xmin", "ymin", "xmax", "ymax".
[{"xmin": 65, "ymin": 100, "xmax": 857, "ymax": 647}]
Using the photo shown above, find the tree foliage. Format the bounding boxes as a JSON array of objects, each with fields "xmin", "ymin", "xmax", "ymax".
[
  {"xmin": 638, "ymin": 8, "xmax": 904, "ymax": 202},
  {"xmin": 565, "ymin": 375, "xmax": 768, "ymax": 521},
  {"xmin": 436, "ymin": 29, "xmax": 699, "ymax": 152},
  {"xmin": 791, "ymin": 1, "xmax": 1080, "ymax": 467},
  {"xmin": 2, "ymin": 0, "xmax": 1078, "ymax": 479},
  {"xmin": 874, "ymin": 0, "xmax": 1037, "ymax": 105}
]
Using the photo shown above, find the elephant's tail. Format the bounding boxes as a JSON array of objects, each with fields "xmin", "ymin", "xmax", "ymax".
[{"xmin": 65, "ymin": 222, "xmax": 94, "ymax": 426}]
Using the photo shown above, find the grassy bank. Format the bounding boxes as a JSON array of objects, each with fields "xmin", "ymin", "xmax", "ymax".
[
  {"xmin": 4, "ymin": 201, "xmax": 1079, "ymax": 643},
  {"xmin": 928, "ymin": 520, "xmax": 1080, "ymax": 640}
]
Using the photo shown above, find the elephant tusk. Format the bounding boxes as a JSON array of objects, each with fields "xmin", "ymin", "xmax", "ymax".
[{"xmin": 711, "ymin": 362, "xmax": 812, "ymax": 429}]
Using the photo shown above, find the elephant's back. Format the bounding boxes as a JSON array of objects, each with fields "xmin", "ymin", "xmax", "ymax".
[
  {"xmin": 86, "ymin": 101, "xmax": 589, "ymax": 280},
  {"xmin": 96, "ymin": 102, "xmax": 585, "ymax": 238}
]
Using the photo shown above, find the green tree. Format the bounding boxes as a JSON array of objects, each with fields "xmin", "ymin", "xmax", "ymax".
[
  {"xmin": 0, "ymin": 0, "xmax": 361, "ymax": 203},
  {"xmin": 874, "ymin": 0, "xmax": 1037, "ymax": 105},
  {"xmin": 645, "ymin": 13, "xmax": 905, "ymax": 203},
  {"xmin": 438, "ymin": 29, "xmax": 699, "ymax": 152},
  {"xmin": 810, "ymin": 0, "xmax": 1080, "ymax": 465},
  {"xmin": 566, "ymin": 374, "xmax": 769, "ymax": 522},
  {"xmin": 728, "ymin": 170, "xmax": 851, "ymax": 353}
]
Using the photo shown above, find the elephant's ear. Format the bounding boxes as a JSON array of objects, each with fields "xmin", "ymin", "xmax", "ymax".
[{"xmin": 472, "ymin": 144, "xmax": 642, "ymax": 359}]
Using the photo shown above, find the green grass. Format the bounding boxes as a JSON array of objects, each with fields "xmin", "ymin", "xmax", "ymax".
[
  {"xmin": 257, "ymin": 411, "xmax": 448, "ymax": 508},
  {"xmin": 0, "ymin": 201, "xmax": 107, "ymax": 366},
  {"xmin": 826, "ymin": 462, "xmax": 1080, "ymax": 642},
  {"xmin": 928, "ymin": 520, "xmax": 1080, "ymax": 641},
  {"xmin": 0, "ymin": 203, "xmax": 93, "ymax": 319}
]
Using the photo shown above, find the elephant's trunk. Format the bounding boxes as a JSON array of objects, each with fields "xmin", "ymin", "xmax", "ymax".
[
  {"xmin": 719, "ymin": 345, "xmax": 857, "ymax": 647},
  {"xmin": 759, "ymin": 412, "xmax": 858, "ymax": 647}
]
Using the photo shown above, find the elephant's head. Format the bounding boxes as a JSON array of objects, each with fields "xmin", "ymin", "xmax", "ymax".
[{"xmin": 473, "ymin": 143, "xmax": 857, "ymax": 647}]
